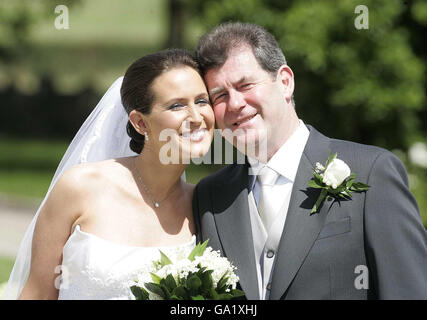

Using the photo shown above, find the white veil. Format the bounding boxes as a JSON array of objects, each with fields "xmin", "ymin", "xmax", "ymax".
[{"xmin": 2, "ymin": 76, "xmax": 137, "ymax": 299}]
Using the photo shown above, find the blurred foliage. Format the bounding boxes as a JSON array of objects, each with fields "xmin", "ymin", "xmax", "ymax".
[
  {"xmin": 1, "ymin": 0, "xmax": 425, "ymax": 150},
  {"xmin": 0, "ymin": 0, "xmax": 169, "ymax": 139},
  {"xmin": 411, "ymin": 0, "xmax": 427, "ymax": 25},
  {"xmin": 0, "ymin": 0, "xmax": 167, "ymax": 93},
  {"xmin": 394, "ymin": 149, "xmax": 427, "ymax": 227},
  {"xmin": 188, "ymin": 0, "xmax": 427, "ymax": 151},
  {"xmin": 0, "ymin": 0, "xmax": 81, "ymax": 62},
  {"xmin": 0, "ymin": 78, "xmax": 100, "ymax": 140}
]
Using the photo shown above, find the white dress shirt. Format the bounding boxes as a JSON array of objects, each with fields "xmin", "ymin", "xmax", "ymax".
[{"xmin": 247, "ymin": 120, "xmax": 310, "ymax": 299}]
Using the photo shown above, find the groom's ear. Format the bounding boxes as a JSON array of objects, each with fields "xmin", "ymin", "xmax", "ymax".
[
  {"xmin": 129, "ymin": 110, "xmax": 149, "ymax": 135},
  {"xmin": 276, "ymin": 65, "xmax": 294, "ymax": 103}
]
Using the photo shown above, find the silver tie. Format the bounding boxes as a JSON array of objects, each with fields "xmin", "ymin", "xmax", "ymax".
[{"xmin": 257, "ymin": 166, "xmax": 279, "ymax": 232}]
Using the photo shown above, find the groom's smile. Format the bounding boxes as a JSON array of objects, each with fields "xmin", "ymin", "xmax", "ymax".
[{"xmin": 232, "ymin": 112, "xmax": 258, "ymax": 128}]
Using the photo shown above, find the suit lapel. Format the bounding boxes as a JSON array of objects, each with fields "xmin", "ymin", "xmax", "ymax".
[
  {"xmin": 211, "ymin": 163, "xmax": 260, "ymax": 300},
  {"xmin": 269, "ymin": 127, "xmax": 331, "ymax": 300}
]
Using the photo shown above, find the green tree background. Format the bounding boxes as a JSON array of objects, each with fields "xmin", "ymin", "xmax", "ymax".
[{"xmin": 188, "ymin": 0, "xmax": 426, "ymax": 151}]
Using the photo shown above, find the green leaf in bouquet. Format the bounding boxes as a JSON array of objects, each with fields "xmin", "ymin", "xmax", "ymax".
[
  {"xmin": 144, "ymin": 282, "xmax": 166, "ymax": 299},
  {"xmin": 216, "ymin": 274, "xmax": 229, "ymax": 293},
  {"xmin": 217, "ymin": 293, "xmax": 233, "ymax": 300},
  {"xmin": 130, "ymin": 285, "xmax": 150, "ymax": 300},
  {"xmin": 179, "ymin": 275, "xmax": 187, "ymax": 288},
  {"xmin": 191, "ymin": 295, "xmax": 205, "ymax": 300},
  {"xmin": 196, "ymin": 266, "xmax": 207, "ymax": 274},
  {"xmin": 199, "ymin": 270, "xmax": 214, "ymax": 291},
  {"xmin": 159, "ymin": 250, "xmax": 173, "ymax": 267},
  {"xmin": 172, "ymin": 285, "xmax": 188, "ymax": 299},
  {"xmin": 209, "ymin": 288, "xmax": 220, "ymax": 300},
  {"xmin": 195, "ymin": 266, "xmax": 208, "ymax": 279},
  {"xmin": 161, "ymin": 274, "xmax": 177, "ymax": 291},
  {"xmin": 188, "ymin": 239, "xmax": 209, "ymax": 261},
  {"xmin": 187, "ymin": 274, "xmax": 202, "ymax": 295},
  {"xmin": 231, "ymin": 289, "xmax": 245, "ymax": 299},
  {"xmin": 150, "ymin": 282, "xmax": 172, "ymax": 299},
  {"xmin": 152, "ymin": 260, "xmax": 162, "ymax": 270},
  {"xmin": 160, "ymin": 284, "xmax": 172, "ymax": 299},
  {"xmin": 150, "ymin": 272, "xmax": 162, "ymax": 284}
]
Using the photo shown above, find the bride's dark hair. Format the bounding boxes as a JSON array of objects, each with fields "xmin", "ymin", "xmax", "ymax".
[{"xmin": 120, "ymin": 49, "xmax": 201, "ymax": 154}]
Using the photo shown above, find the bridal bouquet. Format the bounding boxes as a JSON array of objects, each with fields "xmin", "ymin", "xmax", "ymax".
[{"xmin": 130, "ymin": 240, "xmax": 245, "ymax": 300}]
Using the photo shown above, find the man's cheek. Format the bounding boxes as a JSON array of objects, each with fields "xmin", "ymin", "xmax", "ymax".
[
  {"xmin": 245, "ymin": 88, "xmax": 264, "ymax": 106},
  {"xmin": 213, "ymin": 105, "xmax": 227, "ymax": 128}
]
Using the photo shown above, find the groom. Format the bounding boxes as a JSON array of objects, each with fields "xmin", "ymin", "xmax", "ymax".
[{"xmin": 193, "ymin": 22, "xmax": 427, "ymax": 299}]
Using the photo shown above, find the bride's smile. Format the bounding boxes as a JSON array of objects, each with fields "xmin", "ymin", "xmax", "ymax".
[{"xmin": 180, "ymin": 128, "xmax": 209, "ymax": 142}]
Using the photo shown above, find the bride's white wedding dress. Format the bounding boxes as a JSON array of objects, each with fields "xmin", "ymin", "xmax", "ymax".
[
  {"xmin": 58, "ymin": 225, "xmax": 196, "ymax": 300},
  {"xmin": 3, "ymin": 77, "xmax": 190, "ymax": 299}
]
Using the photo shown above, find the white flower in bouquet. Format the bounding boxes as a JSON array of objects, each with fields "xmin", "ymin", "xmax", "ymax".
[
  {"xmin": 154, "ymin": 258, "xmax": 198, "ymax": 281},
  {"xmin": 193, "ymin": 247, "xmax": 238, "ymax": 290},
  {"xmin": 130, "ymin": 240, "xmax": 244, "ymax": 300}
]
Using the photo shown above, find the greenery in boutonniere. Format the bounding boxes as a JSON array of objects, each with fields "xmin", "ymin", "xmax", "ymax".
[{"xmin": 309, "ymin": 151, "xmax": 370, "ymax": 214}]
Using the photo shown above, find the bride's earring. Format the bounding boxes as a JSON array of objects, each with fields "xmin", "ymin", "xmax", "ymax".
[{"xmin": 144, "ymin": 132, "xmax": 149, "ymax": 142}]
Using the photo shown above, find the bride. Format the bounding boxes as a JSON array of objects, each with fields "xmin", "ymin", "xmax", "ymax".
[{"xmin": 3, "ymin": 49, "xmax": 215, "ymax": 299}]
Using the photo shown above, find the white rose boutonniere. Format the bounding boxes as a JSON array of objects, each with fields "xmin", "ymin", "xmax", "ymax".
[
  {"xmin": 322, "ymin": 158, "xmax": 351, "ymax": 189},
  {"xmin": 309, "ymin": 151, "xmax": 370, "ymax": 214}
]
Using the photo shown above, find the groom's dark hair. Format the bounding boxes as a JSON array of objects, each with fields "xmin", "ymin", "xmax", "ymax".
[{"xmin": 195, "ymin": 22, "xmax": 287, "ymax": 78}]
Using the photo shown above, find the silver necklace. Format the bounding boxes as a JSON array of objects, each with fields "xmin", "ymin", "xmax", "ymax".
[{"xmin": 133, "ymin": 159, "xmax": 172, "ymax": 208}]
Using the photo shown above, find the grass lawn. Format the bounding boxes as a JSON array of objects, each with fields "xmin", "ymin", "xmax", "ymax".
[
  {"xmin": 0, "ymin": 256, "xmax": 14, "ymax": 283},
  {"xmin": 0, "ymin": 257, "xmax": 14, "ymax": 298},
  {"xmin": 0, "ymin": 137, "xmax": 69, "ymax": 198}
]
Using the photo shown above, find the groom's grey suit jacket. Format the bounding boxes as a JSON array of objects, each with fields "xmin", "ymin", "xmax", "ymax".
[{"xmin": 193, "ymin": 126, "xmax": 427, "ymax": 299}]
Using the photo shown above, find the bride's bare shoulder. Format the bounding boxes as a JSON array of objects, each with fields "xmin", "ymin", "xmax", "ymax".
[
  {"xmin": 52, "ymin": 157, "xmax": 134, "ymax": 197},
  {"xmin": 40, "ymin": 157, "xmax": 133, "ymax": 218},
  {"xmin": 35, "ymin": 158, "xmax": 135, "ymax": 231}
]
